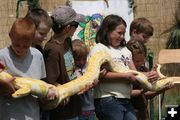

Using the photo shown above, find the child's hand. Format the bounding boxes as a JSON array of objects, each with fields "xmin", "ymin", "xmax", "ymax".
[
  {"xmin": 157, "ymin": 82, "xmax": 174, "ymax": 94},
  {"xmin": 77, "ymin": 68, "xmax": 102, "ymax": 95},
  {"xmin": 77, "ymin": 79, "xmax": 99, "ymax": 95},
  {"xmin": 46, "ymin": 87, "xmax": 57, "ymax": 100},
  {"xmin": 144, "ymin": 71, "xmax": 159, "ymax": 83},
  {"xmin": 0, "ymin": 77, "xmax": 16, "ymax": 96},
  {"xmin": 124, "ymin": 72, "xmax": 137, "ymax": 83},
  {"xmin": 163, "ymin": 82, "xmax": 174, "ymax": 91}
]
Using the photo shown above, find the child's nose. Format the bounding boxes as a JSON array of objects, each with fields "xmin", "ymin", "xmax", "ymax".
[{"xmin": 120, "ymin": 34, "xmax": 124, "ymax": 39}]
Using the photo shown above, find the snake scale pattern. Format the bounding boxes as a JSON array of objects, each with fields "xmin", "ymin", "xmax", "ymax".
[{"xmin": 0, "ymin": 50, "xmax": 173, "ymax": 109}]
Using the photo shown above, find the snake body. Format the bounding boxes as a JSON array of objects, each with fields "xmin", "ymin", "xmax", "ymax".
[{"xmin": 0, "ymin": 50, "xmax": 173, "ymax": 109}]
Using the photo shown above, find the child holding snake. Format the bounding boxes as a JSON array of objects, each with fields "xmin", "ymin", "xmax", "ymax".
[
  {"xmin": 72, "ymin": 39, "xmax": 96, "ymax": 120},
  {"xmin": 0, "ymin": 18, "xmax": 46, "ymax": 120},
  {"xmin": 89, "ymin": 14, "xmax": 137, "ymax": 120},
  {"xmin": 127, "ymin": 39, "xmax": 174, "ymax": 120}
]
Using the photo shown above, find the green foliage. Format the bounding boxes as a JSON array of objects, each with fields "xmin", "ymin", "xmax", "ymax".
[
  {"xmin": 27, "ymin": 0, "xmax": 40, "ymax": 10},
  {"xmin": 147, "ymin": 48, "xmax": 154, "ymax": 70},
  {"xmin": 16, "ymin": 0, "xmax": 40, "ymax": 18},
  {"xmin": 166, "ymin": 26, "xmax": 180, "ymax": 49},
  {"xmin": 166, "ymin": 2, "xmax": 180, "ymax": 49}
]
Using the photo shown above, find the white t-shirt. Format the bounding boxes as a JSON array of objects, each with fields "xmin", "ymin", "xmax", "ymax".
[
  {"xmin": 0, "ymin": 47, "xmax": 46, "ymax": 120},
  {"xmin": 89, "ymin": 43, "xmax": 132, "ymax": 99}
]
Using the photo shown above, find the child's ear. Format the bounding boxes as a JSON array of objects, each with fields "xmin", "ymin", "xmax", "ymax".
[
  {"xmin": 66, "ymin": 25, "xmax": 71, "ymax": 31},
  {"xmin": 9, "ymin": 32, "xmax": 14, "ymax": 43},
  {"xmin": 9, "ymin": 30, "xmax": 13, "ymax": 39},
  {"xmin": 63, "ymin": 25, "xmax": 71, "ymax": 33}
]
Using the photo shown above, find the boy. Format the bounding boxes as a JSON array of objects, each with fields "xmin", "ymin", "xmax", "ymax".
[
  {"xmin": 129, "ymin": 17, "xmax": 158, "ymax": 83},
  {"xmin": 44, "ymin": 6, "xmax": 85, "ymax": 120},
  {"xmin": 25, "ymin": 8, "xmax": 53, "ymax": 57},
  {"xmin": 25, "ymin": 8, "xmax": 53, "ymax": 120},
  {"xmin": 130, "ymin": 17, "xmax": 154, "ymax": 43},
  {"xmin": 0, "ymin": 18, "xmax": 46, "ymax": 120}
]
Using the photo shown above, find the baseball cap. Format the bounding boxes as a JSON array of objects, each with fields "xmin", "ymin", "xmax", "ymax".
[{"xmin": 51, "ymin": 5, "xmax": 85, "ymax": 26}]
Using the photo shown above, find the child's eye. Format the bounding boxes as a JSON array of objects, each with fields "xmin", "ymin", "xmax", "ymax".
[
  {"xmin": 118, "ymin": 32, "xmax": 125, "ymax": 35},
  {"xmin": 118, "ymin": 31, "xmax": 122, "ymax": 34},
  {"xmin": 40, "ymin": 33, "xmax": 47, "ymax": 36}
]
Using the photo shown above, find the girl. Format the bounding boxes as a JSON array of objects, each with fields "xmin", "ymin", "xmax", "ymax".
[{"xmin": 89, "ymin": 14, "xmax": 137, "ymax": 120}]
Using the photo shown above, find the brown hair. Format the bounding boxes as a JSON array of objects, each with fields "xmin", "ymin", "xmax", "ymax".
[
  {"xmin": 72, "ymin": 39, "xmax": 89, "ymax": 59},
  {"xmin": 127, "ymin": 39, "xmax": 147, "ymax": 57},
  {"xmin": 96, "ymin": 14, "xmax": 127, "ymax": 47},
  {"xmin": 9, "ymin": 18, "xmax": 36, "ymax": 42},
  {"xmin": 130, "ymin": 17, "xmax": 153, "ymax": 37},
  {"xmin": 25, "ymin": 8, "xmax": 52, "ymax": 28}
]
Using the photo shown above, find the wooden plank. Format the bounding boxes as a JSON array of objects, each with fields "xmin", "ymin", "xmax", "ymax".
[
  {"xmin": 172, "ymin": 77, "xmax": 180, "ymax": 85},
  {"xmin": 158, "ymin": 49, "xmax": 180, "ymax": 64}
]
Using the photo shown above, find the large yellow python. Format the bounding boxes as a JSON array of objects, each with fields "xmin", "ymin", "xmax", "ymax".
[{"xmin": 0, "ymin": 50, "xmax": 173, "ymax": 110}]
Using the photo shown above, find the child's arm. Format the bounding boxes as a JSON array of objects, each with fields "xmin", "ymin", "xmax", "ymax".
[
  {"xmin": 0, "ymin": 61, "xmax": 15, "ymax": 96},
  {"xmin": 100, "ymin": 60, "xmax": 137, "ymax": 83},
  {"xmin": 131, "ymin": 89, "xmax": 145, "ymax": 97},
  {"xmin": 0, "ymin": 78, "xmax": 15, "ymax": 96},
  {"xmin": 102, "ymin": 71, "xmax": 137, "ymax": 83},
  {"xmin": 136, "ymin": 64, "xmax": 159, "ymax": 83},
  {"xmin": 144, "ymin": 82, "xmax": 174, "ymax": 99}
]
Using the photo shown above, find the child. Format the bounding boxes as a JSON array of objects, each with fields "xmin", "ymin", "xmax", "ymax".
[
  {"xmin": 127, "ymin": 40, "xmax": 173, "ymax": 120},
  {"xmin": 130, "ymin": 17, "xmax": 153, "ymax": 43},
  {"xmin": 25, "ymin": 8, "xmax": 53, "ymax": 56},
  {"xmin": 127, "ymin": 40, "xmax": 150, "ymax": 120},
  {"xmin": 72, "ymin": 39, "xmax": 89, "ymax": 78},
  {"xmin": 25, "ymin": 8, "xmax": 53, "ymax": 120},
  {"xmin": 127, "ymin": 39, "xmax": 148, "ymax": 72},
  {"xmin": 90, "ymin": 14, "xmax": 137, "ymax": 120},
  {"xmin": 129, "ymin": 17, "xmax": 158, "ymax": 83},
  {"xmin": 44, "ymin": 5, "xmax": 85, "ymax": 120},
  {"xmin": 0, "ymin": 18, "xmax": 46, "ymax": 120},
  {"xmin": 72, "ymin": 39, "xmax": 95, "ymax": 120}
]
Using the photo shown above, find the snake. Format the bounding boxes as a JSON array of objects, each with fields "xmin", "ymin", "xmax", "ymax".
[{"xmin": 0, "ymin": 50, "xmax": 174, "ymax": 110}]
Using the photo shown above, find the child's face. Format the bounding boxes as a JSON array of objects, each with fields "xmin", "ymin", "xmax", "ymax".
[
  {"xmin": 133, "ymin": 32, "xmax": 150, "ymax": 43},
  {"xmin": 74, "ymin": 57, "xmax": 87, "ymax": 68},
  {"xmin": 11, "ymin": 38, "xmax": 32, "ymax": 58},
  {"xmin": 109, "ymin": 24, "xmax": 126, "ymax": 48},
  {"xmin": 34, "ymin": 22, "xmax": 51, "ymax": 45},
  {"xmin": 67, "ymin": 25, "xmax": 78, "ymax": 38},
  {"xmin": 133, "ymin": 53, "xmax": 146, "ymax": 69}
]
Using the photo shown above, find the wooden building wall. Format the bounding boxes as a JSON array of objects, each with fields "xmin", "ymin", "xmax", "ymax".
[{"xmin": 0, "ymin": 0, "xmax": 177, "ymax": 63}]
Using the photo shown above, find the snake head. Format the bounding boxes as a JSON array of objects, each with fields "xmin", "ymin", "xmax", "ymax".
[{"xmin": 156, "ymin": 64, "xmax": 166, "ymax": 79}]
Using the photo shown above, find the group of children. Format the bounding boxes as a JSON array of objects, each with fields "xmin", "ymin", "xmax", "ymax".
[{"xmin": 0, "ymin": 5, "xmax": 173, "ymax": 120}]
